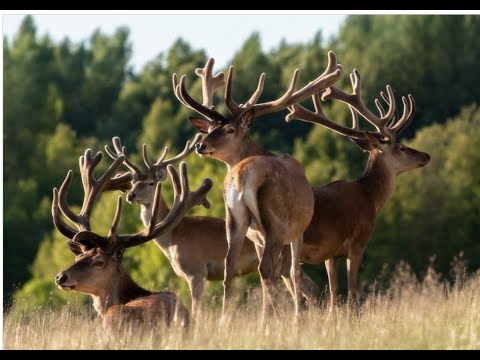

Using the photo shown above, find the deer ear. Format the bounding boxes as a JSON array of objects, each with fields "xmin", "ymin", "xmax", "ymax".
[
  {"xmin": 364, "ymin": 132, "xmax": 383, "ymax": 151},
  {"xmin": 189, "ymin": 116, "xmax": 211, "ymax": 134},
  {"xmin": 67, "ymin": 240, "xmax": 85, "ymax": 255},
  {"xmin": 349, "ymin": 138, "xmax": 371, "ymax": 152},
  {"xmin": 73, "ymin": 231, "xmax": 108, "ymax": 250},
  {"xmin": 155, "ymin": 168, "xmax": 168, "ymax": 181},
  {"xmin": 240, "ymin": 110, "xmax": 255, "ymax": 130}
]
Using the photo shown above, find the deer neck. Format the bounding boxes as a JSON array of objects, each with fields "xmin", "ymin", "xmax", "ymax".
[
  {"xmin": 140, "ymin": 194, "xmax": 173, "ymax": 249},
  {"xmin": 358, "ymin": 150, "xmax": 396, "ymax": 215},
  {"xmin": 140, "ymin": 194, "xmax": 170, "ymax": 228},
  {"xmin": 224, "ymin": 133, "xmax": 273, "ymax": 170},
  {"xmin": 91, "ymin": 265, "xmax": 151, "ymax": 317}
]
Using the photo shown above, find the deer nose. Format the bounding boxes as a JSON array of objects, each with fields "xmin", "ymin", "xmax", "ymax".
[
  {"xmin": 195, "ymin": 142, "xmax": 206, "ymax": 152},
  {"xmin": 424, "ymin": 153, "xmax": 431, "ymax": 162},
  {"xmin": 126, "ymin": 192, "xmax": 135, "ymax": 202},
  {"xmin": 55, "ymin": 273, "xmax": 68, "ymax": 285}
]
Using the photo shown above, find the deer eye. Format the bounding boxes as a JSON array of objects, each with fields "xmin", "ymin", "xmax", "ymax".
[
  {"xmin": 400, "ymin": 147, "xmax": 407, "ymax": 152},
  {"xmin": 226, "ymin": 128, "xmax": 235, "ymax": 134},
  {"xmin": 149, "ymin": 182, "xmax": 155, "ymax": 186},
  {"xmin": 94, "ymin": 260, "xmax": 104, "ymax": 267}
]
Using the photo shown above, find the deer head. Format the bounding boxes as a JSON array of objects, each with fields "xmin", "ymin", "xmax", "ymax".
[
  {"xmin": 52, "ymin": 150, "xmax": 213, "ymax": 294},
  {"xmin": 286, "ymin": 69, "xmax": 430, "ymax": 175},
  {"xmin": 104, "ymin": 135, "xmax": 204, "ymax": 207},
  {"xmin": 173, "ymin": 54, "xmax": 344, "ymax": 164}
]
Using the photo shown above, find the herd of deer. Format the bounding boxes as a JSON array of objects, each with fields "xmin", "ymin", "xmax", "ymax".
[{"xmin": 52, "ymin": 51, "xmax": 430, "ymax": 329}]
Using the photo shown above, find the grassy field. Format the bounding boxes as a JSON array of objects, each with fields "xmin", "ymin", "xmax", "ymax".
[{"xmin": 4, "ymin": 264, "xmax": 480, "ymax": 350}]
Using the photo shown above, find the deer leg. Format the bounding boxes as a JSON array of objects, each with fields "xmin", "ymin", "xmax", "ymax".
[
  {"xmin": 299, "ymin": 269, "xmax": 320, "ymax": 308},
  {"xmin": 254, "ymin": 243, "xmax": 270, "ymax": 318},
  {"xmin": 325, "ymin": 258, "xmax": 339, "ymax": 308},
  {"xmin": 279, "ymin": 245, "xmax": 294, "ymax": 299},
  {"xmin": 187, "ymin": 275, "xmax": 205, "ymax": 319},
  {"xmin": 258, "ymin": 239, "xmax": 283, "ymax": 321},
  {"xmin": 223, "ymin": 206, "xmax": 249, "ymax": 315},
  {"xmin": 346, "ymin": 251, "xmax": 364, "ymax": 306},
  {"xmin": 290, "ymin": 237, "xmax": 303, "ymax": 318}
]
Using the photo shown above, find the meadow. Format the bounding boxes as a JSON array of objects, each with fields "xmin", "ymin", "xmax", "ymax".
[{"xmin": 5, "ymin": 263, "xmax": 479, "ymax": 350}]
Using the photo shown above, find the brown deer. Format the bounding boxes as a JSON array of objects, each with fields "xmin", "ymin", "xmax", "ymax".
[
  {"xmin": 104, "ymin": 136, "xmax": 259, "ymax": 318},
  {"xmin": 53, "ymin": 149, "xmax": 212, "ymax": 327},
  {"xmin": 173, "ymin": 55, "xmax": 343, "ymax": 317},
  {"xmin": 285, "ymin": 69, "xmax": 431, "ymax": 305}
]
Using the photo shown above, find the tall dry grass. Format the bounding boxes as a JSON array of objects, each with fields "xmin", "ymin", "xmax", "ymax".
[{"xmin": 4, "ymin": 263, "xmax": 480, "ymax": 349}]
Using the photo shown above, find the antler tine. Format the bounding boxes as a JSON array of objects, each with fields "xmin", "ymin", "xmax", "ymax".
[
  {"xmin": 52, "ymin": 187, "xmax": 78, "ymax": 239},
  {"xmin": 172, "ymin": 73, "xmax": 189, "ymax": 108},
  {"xmin": 322, "ymin": 69, "xmax": 397, "ymax": 141},
  {"xmin": 105, "ymin": 137, "xmax": 141, "ymax": 174},
  {"xmin": 156, "ymin": 147, "xmax": 169, "ymax": 165},
  {"xmin": 142, "ymin": 143, "xmax": 156, "ymax": 170},
  {"xmin": 265, "ymin": 69, "xmax": 299, "ymax": 111},
  {"xmin": 373, "ymin": 86, "xmax": 415, "ymax": 138},
  {"xmin": 390, "ymin": 94, "xmax": 416, "ymax": 135},
  {"xmin": 245, "ymin": 73, "xmax": 266, "ymax": 109},
  {"xmin": 57, "ymin": 170, "xmax": 83, "ymax": 228},
  {"xmin": 194, "ymin": 57, "xmax": 226, "ymax": 108},
  {"xmin": 147, "ymin": 182, "xmax": 163, "ymax": 233},
  {"xmin": 164, "ymin": 162, "xmax": 213, "ymax": 225},
  {"xmin": 53, "ymin": 149, "xmax": 128, "ymax": 249},
  {"xmin": 285, "ymin": 93, "xmax": 367, "ymax": 140},
  {"xmin": 57, "ymin": 150, "xmax": 125, "ymax": 233},
  {"xmin": 114, "ymin": 162, "xmax": 213, "ymax": 249},
  {"xmin": 142, "ymin": 144, "xmax": 168, "ymax": 171},
  {"xmin": 141, "ymin": 133, "xmax": 201, "ymax": 174},
  {"xmin": 349, "ymin": 105, "xmax": 360, "ymax": 131},
  {"xmin": 175, "ymin": 74, "xmax": 226, "ymax": 124},
  {"xmin": 89, "ymin": 154, "xmax": 126, "ymax": 207},
  {"xmin": 102, "ymin": 171, "xmax": 133, "ymax": 193},
  {"xmin": 108, "ymin": 196, "xmax": 123, "ymax": 239},
  {"xmin": 319, "ymin": 51, "xmax": 343, "ymax": 79},
  {"xmin": 254, "ymin": 51, "xmax": 343, "ymax": 117},
  {"xmin": 225, "ymin": 66, "xmax": 267, "ymax": 118},
  {"xmin": 225, "ymin": 66, "xmax": 241, "ymax": 117},
  {"xmin": 160, "ymin": 133, "xmax": 203, "ymax": 168}
]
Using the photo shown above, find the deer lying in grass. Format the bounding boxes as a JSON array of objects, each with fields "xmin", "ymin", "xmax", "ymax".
[
  {"xmin": 53, "ymin": 149, "xmax": 212, "ymax": 328},
  {"xmin": 175, "ymin": 54, "xmax": 343, "ymax": 318},
  {"xmin": 104, "ymin": 136, "xmax": 259, "ymax": 317},
  {"xmin": 285, "ymin": 69, "xmax": 431, "ymax": 305}
]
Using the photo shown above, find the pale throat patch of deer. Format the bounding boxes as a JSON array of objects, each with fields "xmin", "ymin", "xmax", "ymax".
[{"xmin": 140, "ymin": 205, "xmax": 153, "ymax": 228}]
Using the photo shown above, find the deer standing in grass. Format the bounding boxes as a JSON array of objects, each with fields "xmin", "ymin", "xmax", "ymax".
[
  {"xmin": 285, "ymin": 69, "xmax": 431, "ymax": 305},
  {"xmin": 104, "ymin": 136, "xmax": 259, "ymax": 318},
  {"xmin": 53, "ymin": 149, "xmax": 212, "ymax": 327},
  {"xmin": 174, "ymin": 54, "xmax": 343, "ymax": 318}
]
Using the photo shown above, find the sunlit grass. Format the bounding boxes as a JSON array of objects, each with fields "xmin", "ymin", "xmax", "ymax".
[{"xmin": 4, "ymin": 265, "xmax": 480, "ymax": 349}]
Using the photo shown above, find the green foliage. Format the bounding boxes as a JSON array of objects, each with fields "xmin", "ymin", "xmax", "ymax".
[
  {"xmin": 334, "ymin": 15, "xmax": 480, "ymax": 136},
  {"xmin": 294, "ymin": 105, "xmax": 368, "ymax": 186},
  {"xmin": 5, "ymin": 15, "xmax": 480, "ymax": 311}
]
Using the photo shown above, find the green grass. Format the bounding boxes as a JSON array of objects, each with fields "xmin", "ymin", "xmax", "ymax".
[{"xmin": 4, "ymin": 266, "xmax": 480, "ymax": 349}]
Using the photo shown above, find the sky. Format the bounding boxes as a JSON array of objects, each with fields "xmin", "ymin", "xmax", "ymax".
[{"xmin": 3, "ymin": 14, "xmax": 346, "ymax": 71}]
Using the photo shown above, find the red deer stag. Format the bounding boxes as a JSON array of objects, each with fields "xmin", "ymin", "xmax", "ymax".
[
  {"xmin": 173, "ymin": 55, "xmax": 343, "ymax": 317},
  {"xmin": 104, "ymin": 136, "xmax": 259, "ymax": 317},
  {"xmin": 53, "ymin": 149, "xmax": 212, "ymax": 327},
  {"xmin": 285, "ymin": 69, "xmax": 431, "ymax": 305}
]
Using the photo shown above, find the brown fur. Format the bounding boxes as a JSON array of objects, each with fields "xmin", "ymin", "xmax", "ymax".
[
  {"xmin": 301, "ymin": 142, "xmax": 430, "ymax": 305},
  {"xmin": 128, "ymin": 174, "xmax": 259, "ymax": 318},
  {"xmin": 56, "ymin": 250, "xmax": 189, "ymax": 329},
  {"xmin": 180, "ymin": 54, "xmax": 342, "ymax": 317},
  {"xmin": 195, "ymin": 120, "xmax": 314, "ymax": 318},
  {"xmin": 104, "ymin": 293, "xmax": 189, "ymax": 330}
]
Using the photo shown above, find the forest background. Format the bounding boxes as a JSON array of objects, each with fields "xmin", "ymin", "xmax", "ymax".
[{"xmin": 4, "ymin": 15, "xmax": 480, "ymax": 311}]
